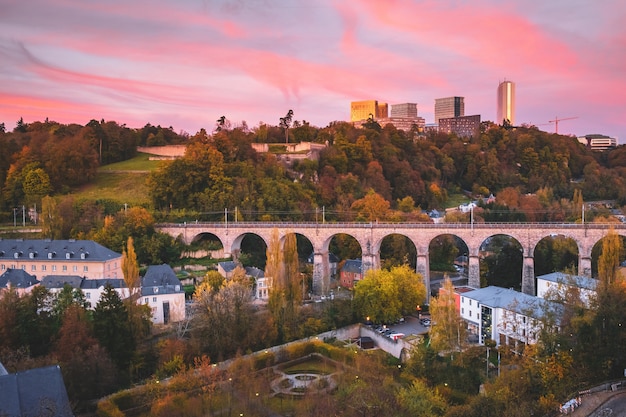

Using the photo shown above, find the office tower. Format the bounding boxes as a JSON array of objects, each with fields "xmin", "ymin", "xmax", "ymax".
[
  {"xmin": 390, "ymin": 103, "xmax": 418, "ymax": 118},
  {"xmin": 497, "ymin": 80, "xmax": 515, "ymax": 126},
  {"xmin": 350, "ymin": 100, "xmax": 388, "ymax": 122},
  {"xmin": 434, "ymin": 97, "xmax": 464, "ymax": 124}
]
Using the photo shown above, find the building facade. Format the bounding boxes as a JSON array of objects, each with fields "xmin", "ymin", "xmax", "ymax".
[
  {"xmin": 438, "ymin": 114, "xmax": 481, "ymax": 138},
  {"xmin": 434, "ymin": 97, "xmax": 464, "ymax": 124},
  {"xmin": 0, "ymin": 239, "xmax": 122, "ymax": 279},
  {"xmin": 350, "ymin": 100, "xmax": 388, "ymax": 122},
  {"xmin": 390, "ymin": 103, "xmax": 418, "ymax": 118},
  {"xmin": 577, "ymin": 134, "xmax": 618, "ymax": 151},
  {"xmin": 497, "ymin": 80, "xmax": 515, "ymax": 125}
]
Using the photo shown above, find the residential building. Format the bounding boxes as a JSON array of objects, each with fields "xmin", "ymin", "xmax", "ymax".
[
  {"xmin": 577, "ymin": 134, "xmax": 618, "ymax": 151},
  {"xmin": 0, "ymin": 239, "xmax": 122, "ymax": 279},
  {"xmin": 141, "ymin": 264, "xmax": 186, "ymax": 324},
  {"xmin": 340, "ymin": 259, "xmax": 363, "ymax": 289},
  {"xmin": 376, "ymin": 117, "xmax": 426, "ymax": 133},
  {"xmin": 217, "ymin": 260, "xmax": 239, "ymax": 279},
  {"xmin": 350, "ymin": 100, "xmax": 388, "ymax": 122},
  {"xmin": 256, "ymin": 276, "xmax": 270, "ymax": 300},
  {"xmin": 434, "ymin": 96, "xmax": 464, "ymax": 124},
  {"xmin": 497, "ymin": 80, "xmax": 515, "ymax": 125},
  {"xmin": 0, "ymin": 364, "xmax": 73, "ymax": 417},
  {"xmin": 41, "ymin": 275, "xmax": 129, "ymax": 309},
  {"xmin": 458, "ymin": 286, "xmax": 562, "ymax": 350},
  {"xmin": 0, "ymin": 268, "xmax": 39, "ymax": 295},
  {"xmin": 438, "ymin": 114, "xmax": 481, "ymax": 138},
  {"xmin": 536, "ymin": 272, "xmax": 598, "ymax": 308}
]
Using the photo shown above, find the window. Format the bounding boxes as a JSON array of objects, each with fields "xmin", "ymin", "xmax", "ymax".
[
  {"xmin": 42, "ymin": 265, "xmax": 46, "ymax": 271},
  {"xmin": 469, "ymin": 300, "xmax": 472, "ymax": 306},
  {"xmin": 31, "ymin": 265, "xmax": 36, "ymax": 271},
  {"xmin": 62, "ymin": 265, "xmax": 67, "ymax": 272},
  {"xmin": 21, "ymin": 265, "xmax": 25, "ymax": 270},
  {"xmin": 52, "ymin": 265, "xmax": 56, "ymax": 271},
  {"xmin": 0, "ymin": 264, "xmax": 4, "ymax": 270},
  {"xmin": 469, "ymin": 310, "xmax": 472, "ymax": 317},
  {"xmin": 73, "ymin": 266, "xmax": 78, "ymax": 272},
  {"xmin": 144, "ymin": 298, "xmax": 149, "ymax": 304},
  {"xmin": 461, "ymin": 297, "xmax": 465, "ymax": 303},
  {"xmin": 83, "ymin": 266, "xmax": 88, "ymax": 272},
  {"xmin": 461, "ymin": 307, "xmax": 464, "ymax": 314},
  {"xmin": 153, "ymin": 297, "xmax": 157, "ymax": 303},
  {"xmin": 86, "ymin": 293, "xmax": 91, "ymax": 299}
]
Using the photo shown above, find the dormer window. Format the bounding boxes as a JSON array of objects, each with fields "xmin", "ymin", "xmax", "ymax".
[
  {"xmin": 80, "ymin": 252, "xmax": 88, "ymax": 259},
  {"xmin": 29, "ymin": 252, "xmax": 36, "ymax": 259},
  {"xmin": 13, "ymin": 252, "xmax": 21, "ymax": 259},
  {"xmin": 66, "ymin": 252, "xmax": 72, "ymax": 259},
  {"xmin": 48, "ymin": 252, "xmax": 55, "ymax": 259}
]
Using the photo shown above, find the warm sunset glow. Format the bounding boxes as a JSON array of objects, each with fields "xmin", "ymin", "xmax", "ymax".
[{"xmin": 0, "ymin": 0, "xmax": 623, "ymax": 139}]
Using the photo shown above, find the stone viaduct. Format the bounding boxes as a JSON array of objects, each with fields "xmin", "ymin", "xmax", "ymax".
[{"xmin": 158, "ymin": 222, "xmax": 626, "ymax": 297}]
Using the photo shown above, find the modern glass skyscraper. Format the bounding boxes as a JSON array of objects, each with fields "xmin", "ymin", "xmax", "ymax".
[
  {"xmin": 434, "ymin": 97, "xmax": 464, "ymax": 124},
  {"xmin": 497, "ymin": 80, "xmax": 515, "ymax": 126}
]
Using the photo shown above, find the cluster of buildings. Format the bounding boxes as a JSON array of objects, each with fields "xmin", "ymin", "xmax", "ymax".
[
  {"xmin": 349, "ymin": 80, "xmax": 517, "ymax": 139},
  {"xmin": 0, "ymin": 239, "xmax": 186, "ymax": 324}
]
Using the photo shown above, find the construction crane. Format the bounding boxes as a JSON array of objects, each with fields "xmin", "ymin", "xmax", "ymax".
[{"xmin": 548, "ymin": 116, "xmax": 578, "ymax": 134}]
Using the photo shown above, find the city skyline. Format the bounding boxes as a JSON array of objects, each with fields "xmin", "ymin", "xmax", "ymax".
[{"xmin": 1, "ymin": 0, "xmax": 624, "ymax": 140}]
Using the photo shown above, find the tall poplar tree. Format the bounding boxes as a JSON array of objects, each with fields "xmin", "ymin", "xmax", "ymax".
[{"xmin": 598, "ymin": 228, "xmax": 623, "ymax": 290}]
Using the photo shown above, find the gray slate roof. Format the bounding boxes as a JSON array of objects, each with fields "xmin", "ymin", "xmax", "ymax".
[
  {"xmin": 0, "ymin": 365, "xmax": 73, "ymax": 417},
  {"xmin": 141, "ymin": 264, "xmax": 183, "ymax": 296},
  {"xmin": 0, "ymin": 239, "xmax": 121, "ymax": 262},
  {"xmin": 464, "ymin": 286, "xmax": 563, "ymax": 322},
  {"xmin": 342, "ymin": 259, "xmax": 362, "ymax": 273},
  {"xmin": 245, "ymin": 266, "xmax": 264, "ymax": 279},
  {"xmin": 40, "ymin": 275, "xmax": 84, "ymax": 289},
  {"xmin": 537, "ymin": 272, "xmax": 598, "ymax": 291},
  {"xmin": 218, "ymin": 261, "xmax": 238, "ymax": 273},
  {"xmin": 0, "ymin": 269, "xmax": 39, "ymax": 289}
]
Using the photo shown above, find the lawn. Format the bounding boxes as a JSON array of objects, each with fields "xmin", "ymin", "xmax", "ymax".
[{"xmin": 70, "ymin": 153, "xmax": 165, "ymax": 205}]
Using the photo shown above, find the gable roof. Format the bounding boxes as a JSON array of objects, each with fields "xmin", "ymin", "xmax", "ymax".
[
  {"xmin": 463, "ymin": 286, "xmax": 563, "ymax": 322},
  {"xmin": 40, "ymin": 275, "xmax": 84, "ymax": 289},
  {"xmin": 342, "ymin": 259, "xmax": 363, "ymax": 273},
  {"xmin": 537, "ymin": 272, "xmax": 598, "ymax": 291},
  {"xmin": 218, "ymin": 261, "xmax": 238, "ymax": 273},
  {"xmin": 0, "ymin": 239, "xmax": 121, "ymax": 262},
  {"xmin": 0, "ymin": 365, "xmax": 73, "ymax": 417},
  {"xmin": 0, "ymin": 269, "xmax": 39, "ymax": 289},
  {"xmin": 141, "ymin": 264, "xmax": 183, "ymax": 296},
  {"xmin": 245, "ymin": 266, "xmax": 264, "ymax": 279}
]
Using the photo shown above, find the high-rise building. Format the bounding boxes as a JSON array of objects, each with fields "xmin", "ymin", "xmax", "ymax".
[
  {"xmin": 350, "ymin": 100, "xmax": 388, "ymax": 122},
  {"xmin": 577, "ymin": 134, "xmax": 618, "ymax": 151},
  {"xmin": 434, "ymin": 97, "xmax": 464, "ymax": 124},
  {"xmin": 497, "ymin": 80, "xmax": 515, "ymax": 126},
  {"xmin": 390, "ymin": 103, "xmax": 418, "ymax": 118}
]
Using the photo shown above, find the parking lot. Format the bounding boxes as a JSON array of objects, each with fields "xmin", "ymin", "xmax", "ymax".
[{"xmin": 369, "ymin": 315, "xmax": 430, "ymax": 339}]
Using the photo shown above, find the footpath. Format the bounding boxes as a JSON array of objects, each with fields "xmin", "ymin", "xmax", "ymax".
[{"xmin": 568, "ymin": 383, "xmax": 626, "ymax": 416}]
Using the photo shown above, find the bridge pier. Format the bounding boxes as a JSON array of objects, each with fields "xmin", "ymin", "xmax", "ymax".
[
  {"xmin": 468, "ymin": 255, "xmax": 480, "ymax": 289},
  {"xmin": 579, "ymin": 256, "xmax": 592, "ymax": 277},
  {"xmin": 522, "ymin": 255, "xmax": 535, "ymax": 295},
  {"xmin": 312, "ymin": 252, "xmax": 330, "ymax": 295},
  {"xmin": 416, "ymin": 253, "xmax": 430, "ymax": 302}
]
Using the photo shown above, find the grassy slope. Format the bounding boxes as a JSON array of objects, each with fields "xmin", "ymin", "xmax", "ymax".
[{"xmin": 71, "ymin": 153, "xmax": 164, "ymax": 206}]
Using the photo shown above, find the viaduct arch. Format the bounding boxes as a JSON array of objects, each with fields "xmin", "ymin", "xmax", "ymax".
[{"xmin": 158, "ymin": 222, "xmax": 626, "ymax": 297}]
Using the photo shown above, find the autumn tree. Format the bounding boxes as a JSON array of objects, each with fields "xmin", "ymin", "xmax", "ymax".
[
  {"xmin": 429, "ymin": 276, "xmax": 466, "ymax": 356},
  {"xmin": 597, "ymin": 228, "xmax": 623, "ymax": 290},
  {"xmin": 350, "ymin": 189, "xmax": 390, "ymax": 222},
  {"xmin": 353, "ymin": 265, "xmax": 426, "ymax": 324},
  {"xmin": 121, "ymin": 236, "xmax": 151, "ymax": 342}
]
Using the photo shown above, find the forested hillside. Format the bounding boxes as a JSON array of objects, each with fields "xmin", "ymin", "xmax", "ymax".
[{"xmin": 2, "ymin": 117, "xmax": 626, "ymax": 226}]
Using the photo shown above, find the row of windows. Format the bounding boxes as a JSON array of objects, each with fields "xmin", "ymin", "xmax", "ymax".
[
  {"xmin": 1, "ymin": 264, "xmax": 88, "ymax": 272},
  {"xmin": 461, "ymin": 307, "xmax": 480, "ymax": 319}
]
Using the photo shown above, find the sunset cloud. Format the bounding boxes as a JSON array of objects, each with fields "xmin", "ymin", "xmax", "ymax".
[{"xmin": 0, "ymin": 0, "xmax": 624, "ymax": 139}]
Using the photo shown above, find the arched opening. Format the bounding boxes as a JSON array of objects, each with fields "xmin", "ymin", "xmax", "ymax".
[
  {"xmin": 187, "ymin": 232, "xmax": 224, "ymax": 259},
  {"xmin": 238, "ymin": 233, "xmax": 268, "ymax": 269},
  {"xmin": 534, "ymin": 234, "xmax": 579, "ymax": 276},
  {"xmin": 429, "ymin": 234, "xmax": 468, "ymax": 295},
  {"xmin": 590, "ymin": 233, "xmax": 626, "ymax": 278},
  {"xmin": 480, "ymin": 234, "xmax": 523, "ymax": 291},
  {"xmin": 329, "ymin": 233, "xmax": 362, "ymax": 290},
  {"xmin": 379, "ymin": 233, "xmax": 416, "ymax": 270}
]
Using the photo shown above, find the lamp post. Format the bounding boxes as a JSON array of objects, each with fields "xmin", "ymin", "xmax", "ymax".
[{"xmin": 13, "ymin": 207, "xmax": 17, "ymax": 228}]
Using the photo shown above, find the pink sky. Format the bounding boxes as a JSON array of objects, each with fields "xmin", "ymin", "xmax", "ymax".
[{"xmin": 1, "ymin": 0, "xmax": 625, "ymax": 140}]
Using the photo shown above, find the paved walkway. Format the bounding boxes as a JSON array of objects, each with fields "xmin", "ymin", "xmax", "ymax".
[{"xmin": 569, "ymin": 389, "xmax": 626, "ymax": 416}]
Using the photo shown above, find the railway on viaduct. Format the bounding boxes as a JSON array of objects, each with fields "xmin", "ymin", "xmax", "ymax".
[{"xmin": 157, "ymin": 222, "xmax": 626, "ymax": 297}]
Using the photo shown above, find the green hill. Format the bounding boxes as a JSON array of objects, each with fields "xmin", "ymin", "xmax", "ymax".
[{"xmin": 71, "ymin": 153, "xmax": 163, "ymax": 206}]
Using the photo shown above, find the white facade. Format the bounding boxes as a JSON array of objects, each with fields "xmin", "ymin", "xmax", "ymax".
[
  {"xmin": 536, "ymin": 272, "xmax": 597, "ymax": 308},
  {"xmin": 256, "ymin": 276, "xmax": 271, "ymax": 300},
  {"xmin": 141, "ymin": 291, "xmax": 186, "ymax": 324},
  {"xmin": 459, "ymin": 286, "xmax": 561, "ymax": 348}
]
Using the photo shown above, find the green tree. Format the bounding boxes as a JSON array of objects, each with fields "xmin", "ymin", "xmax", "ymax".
[
  {"xmin": 93, "ymin": 284, "xmax": 135, "ymax": 371},
  {"xmin": 597, "ymin": 228, "xmax": 622, "ymax": 290},
  {"xmin": 279, "ymin": 109, "xmax": 293, "ymax": 143},
  {"xmin": 397, "ymin": 378, "xmax": 447, "ymax": 417},
  {"xmin": 22, "ymin": 167, "xmax": 51, "ymax": 206}
]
